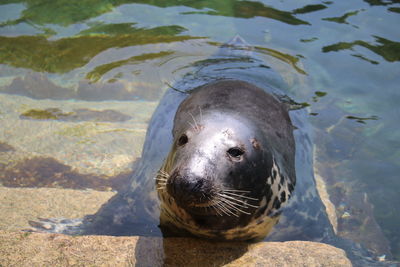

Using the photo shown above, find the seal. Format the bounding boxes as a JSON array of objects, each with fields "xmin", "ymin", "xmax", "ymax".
[{"xmin": 156, "ymin": 79, "xmax": 296, "ymax": 240}]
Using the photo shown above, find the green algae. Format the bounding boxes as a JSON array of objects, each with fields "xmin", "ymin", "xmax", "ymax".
[
  {"xmin": 292, "ymin": 4, "xmax": 327, "ymax": 14},
  {"xmin": 300, "ymin": 37, "xmax": 318, "ymax": 43},
  {"xmin": 255, "ymin": 46, "xmax": 307, "ymax": 75},
  {"xmin": 322, "ymin": 36, "xmax": 400, "ymax": 63},
  {"xmin": 20, "ymin": 108, "xmax": 71, "ymax": 120},
  {"xmin": 56, "ymin": 124, "xmax": 98, "ymax": 138},
  {"xmin": 362, "ymin": 0, "xmax": 399, "ymax": 6},
  {"xmin": 0, "ymin": 0, "xmax": 312, "ymax": 28},
  {"xmin": 86, "ymin": 51, "xmax": 174, "ymax": 82},
  {"xmin": 177, "ymin": 0, "xmax": 310, "ymax": 25},
  {"xmin": 0, "ymin": 0, "xmax": 115, "ymax": 26},
  {"xmin": 79, "ymin": 22, "xmax": 185, "ymax": 36},
  {"xmin": 345, "ymin": 115, "xmax": 379, "ymax": 124},
  {"xmin": 388, "ymin": 7, "xmax": 400, "ymax": 13},
  {"xmin": 0, "ymin": 25, "xmax": 198, "ymax": 74},
  {"xmin": 312, "ymin": 91, "xmax": 327, "ymax": 103},
  {"xmin": 323, "ymin": 10, "xmax": 364, "ymax": 25},
  {"xmin": 20, "ymin": 108, "xmax": 132, "ymax": 122}
]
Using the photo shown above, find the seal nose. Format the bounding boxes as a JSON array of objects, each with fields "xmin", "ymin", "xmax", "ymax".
[{"xmin": 167, "ymin": 171, "xmax": 212, "ymax": 207}]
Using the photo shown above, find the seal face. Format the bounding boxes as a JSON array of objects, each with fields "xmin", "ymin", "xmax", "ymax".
[{"xmin": 156, "ymin": 80, "xmax": 296, "ymax": 240}]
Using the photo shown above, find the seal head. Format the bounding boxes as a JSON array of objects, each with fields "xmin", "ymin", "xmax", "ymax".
[{"xmin": 156, "ymin": 79, "xmax": 296, "ymax": 240}]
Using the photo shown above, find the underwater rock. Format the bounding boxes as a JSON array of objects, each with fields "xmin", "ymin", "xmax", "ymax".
[
  {"xmin": 77, "ymin": 79, "xmax": 161, "ymax": 101},
  {"xmin": 0, "ymin": 142, "xmax": 14, "ymax": 152},
  {"xmin": 0, "ymin": 156, "xmax": 131, "ymax": 192},
  {"xmin": 20, "ymin": 108, "xmax": 132, "ymax": 122},
  {"xmin": 1, "ymin": 73, "xmax": 75, "ymax": 100}
]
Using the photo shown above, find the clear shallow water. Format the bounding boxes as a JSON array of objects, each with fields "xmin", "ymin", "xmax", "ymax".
[{"xmin": 0, "ymin": 0, "xmax": 399, "ymax": 261}]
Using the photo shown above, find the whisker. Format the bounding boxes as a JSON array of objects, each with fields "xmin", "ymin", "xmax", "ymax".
[
  {"xmin": 219, "ymin": 198, "xmax": 251, "ymax": 215},
  {"xmin": 218, "ymin": 193, "xmax": 259, "ymax": 208},
  {"xmin": 154, "ymin": 179, "xmax": 168, "ymax": 183},
  {"xmin": 212, "ymin": 206, "xmax": 223, "ymax": 217},
  {"xmin": 211, "ymin": 199, "xmax": 237, "ymax": 217},
  {"xmin": 199, "ymin": 106, "xmax": 203, "ymax": 124},
  {"xmin": 155, "ymin": 170, "xmax": 170, "ymax": 184},
  {"xmin": 206, "ymin": 196, "xmax": 223, "ymax": 217},
  {"xmin": 188, "ymin": 112, "xmax": 199, "ymax": 130},
  {"xmin": 155, "ymin": 177, "xmax": 168, "ymax": 181},
  {"xmin": 222, "ymin": 191, "xmax": 259, "ymax": 201},
  {"xmin": 209, "ymin": 201, "xmax": 223, "ymax": 216},
  {"xmin": 210, "ymin": 201, "xmax": 226, "ymax": 216},
  {"xmin": 156, "ymin": 171, "xmax": 169, "ymax": 178},
  {"xmin": 219, "ymin": 195, "xmax": 253, "ymax": 209},
  {"xmin": 221, "ymin": 199, "xmax": 257, "ymax": 213},
  {"xmin": 220, "ymin": 203, "xmax": 241, "ymax": 217},
  {"xmin": 223, "ymin": 189, "xmax": 251, "ymax": 193},
  {"xmin": 218, "ymin": 203, "xmax": 238, "ymax": 217},
  {"xmin": 187, "ymin": 121, "xmax": 196, "ymax": 129},
  {"xmin": 159, "ymin": 170, "xmax": 169, "ymax": 175},
  {"xmin": 215, "ymin": 197, "xmax": 242, "ymax": 217}
]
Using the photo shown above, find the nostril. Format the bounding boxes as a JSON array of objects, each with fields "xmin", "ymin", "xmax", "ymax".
[
  {"xmin": 191, "ymin": 179, "xmax": 204, "ymax": 193},
  {"xmin": 166, "ymin": 172, "xmax": 212, "ymax": 206}
]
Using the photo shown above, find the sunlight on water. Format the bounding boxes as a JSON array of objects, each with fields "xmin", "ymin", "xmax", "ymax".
[{"xmin": 0, "ymin": 0, "xmax": 399, "ymax": 261}]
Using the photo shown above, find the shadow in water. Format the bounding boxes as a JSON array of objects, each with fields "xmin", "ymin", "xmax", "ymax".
[
  {"xmin": 134, "ymin": 236, "xmax": 249, "ymax": 266},
  {"xmin": 0, "ymin": 156, "xmax": 133, "ymax": 192}
]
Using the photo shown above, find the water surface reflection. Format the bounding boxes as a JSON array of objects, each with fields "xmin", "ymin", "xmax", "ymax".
[{"xmin": 0, "ymin": 0, "xmax": 399, "ymax": 261}]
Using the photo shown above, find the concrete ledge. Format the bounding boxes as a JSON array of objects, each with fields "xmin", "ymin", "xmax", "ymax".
[{"xmin": 0, "ymin": 231, "xmax": 351, "ymax": 266}]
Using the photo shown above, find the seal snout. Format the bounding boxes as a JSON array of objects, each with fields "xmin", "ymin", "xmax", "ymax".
[{"xmin": 167, "ymin": 170, "xmax": 214, "ymax": 208}]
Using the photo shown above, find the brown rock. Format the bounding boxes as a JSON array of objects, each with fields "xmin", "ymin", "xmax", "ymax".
[{"xmin": 0, "ymin": 231, "xmax": 352, "ymax": 267}]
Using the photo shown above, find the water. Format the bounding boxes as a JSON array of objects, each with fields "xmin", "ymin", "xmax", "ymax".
[{"xmin": 0, "ymin": 0, "xmax": 399, "ymax": 261}]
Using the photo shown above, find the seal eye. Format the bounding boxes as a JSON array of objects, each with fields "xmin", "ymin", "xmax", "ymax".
[
  {"xmin": 177, "ymin": 134, "xmax": 188, "ymax": 146},
  {"xmin": 227, "ymin": 147, "xmax": 244, "ymax": 158}
]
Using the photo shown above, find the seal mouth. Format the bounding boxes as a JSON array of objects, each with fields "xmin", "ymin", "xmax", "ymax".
[
  {"xmin": 187, "ymin": 201, "xmax": 220, "ymax": 216},
  {"xmin": 191, "ymin": 202, "xmax": 215, "ymax": 208},
  {"xmin": 185, "ymin": 205, "xmax": 218, "ymax": 216},
  {"xmin": 159, "ymin": 169, "xmax": 260, "ymax": 217},
  {"xmin": 183, "ymin": 189, "xmax": 260, "ymax": 217}
]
